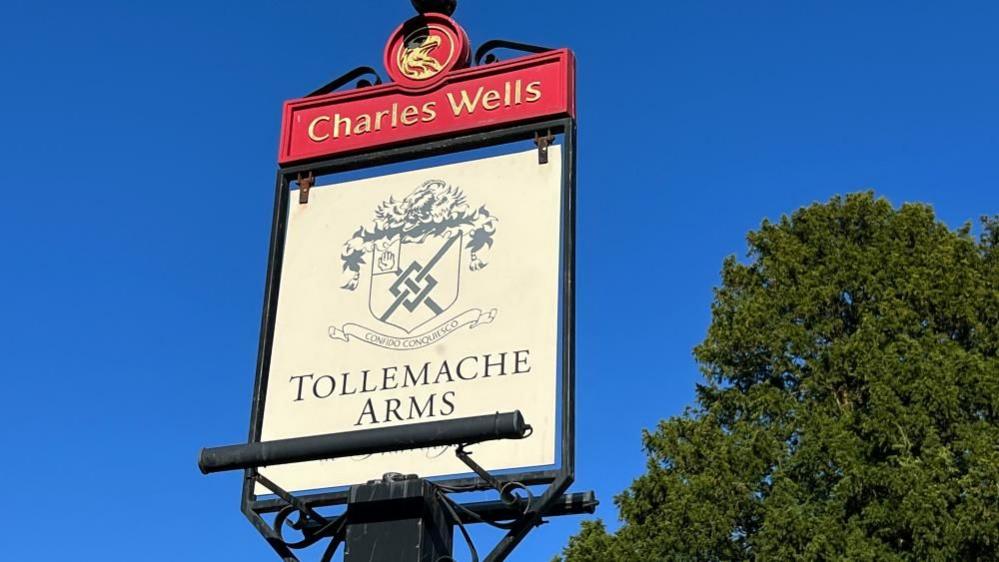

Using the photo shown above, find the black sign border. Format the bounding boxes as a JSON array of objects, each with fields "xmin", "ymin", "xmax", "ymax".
[{"xmin": 243, "ymin": 116, "xmax": 576, "ymax": 515}]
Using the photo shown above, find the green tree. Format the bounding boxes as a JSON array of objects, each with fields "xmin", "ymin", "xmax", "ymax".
[{"xmin": 559, "ymin": 193, "xmax": 999, "ymax": 561}]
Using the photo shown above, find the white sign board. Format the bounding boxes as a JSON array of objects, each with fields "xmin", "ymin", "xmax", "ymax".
[{"xmin": 258, "ymin": 147, "xmax": 565, "ymax": 492}]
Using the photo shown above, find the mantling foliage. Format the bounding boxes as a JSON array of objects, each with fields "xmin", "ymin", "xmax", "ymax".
[{"xmin": 559, "ymin": 193, "xmax": 998, "ymax": 561}]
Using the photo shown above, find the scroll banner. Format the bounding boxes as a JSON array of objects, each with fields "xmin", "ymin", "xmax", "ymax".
[{"xmin": 329, "ymin": 308, "xmax": 497, "ymax": 350}]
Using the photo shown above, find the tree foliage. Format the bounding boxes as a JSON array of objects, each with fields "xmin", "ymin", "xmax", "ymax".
[{"xmin": 559, "ymin": 193, "xmax": 999, "ymax": 561}]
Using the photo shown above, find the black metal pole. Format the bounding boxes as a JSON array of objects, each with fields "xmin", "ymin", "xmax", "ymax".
[
  {"xmin": 411, "ymin": 0, "xmax": 457, "ymax": 16},
  {"xmin": 199, "ymin": 411, "xmax": 529, "ymax": 474},
  {"xmin": 344, "ymin": 475, "xmax": 453, "ymax": 562}
]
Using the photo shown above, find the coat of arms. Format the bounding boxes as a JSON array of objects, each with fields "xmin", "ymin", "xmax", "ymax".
[{"xmin": 330, "ymin": 180, "xmax": 498, "ymax": 349}]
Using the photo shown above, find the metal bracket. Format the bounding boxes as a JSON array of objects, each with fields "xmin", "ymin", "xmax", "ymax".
[
  {"xmin": 534, "ymin": 130, "xmax": 554, "ymax": 165},
  {"xmin": 474, "ymin": 39, "xmax": 553, "ymax": 66},
  {"xmin": 244, "ymin": 472, "xmax": 347, "ymax": 562},
  {"xmin": 297, "ymin": 172, "xmax": 314, "ymax": 205},
  {"xmin": 252, "ymin": 472, "xmax": 329, "ymax": 527},
  {"xmin": 307, "ymin": 66, "xmax": 383, "ymax": 98},
  {"xmin": 240, "ymin": 455, "xmax": 593, "ymax": 562},
  {"xmin": 454, "ymin": 441, "xmax": 579, "ymax": 562},
  {"xmin": 456, "ymin": 444, "xmax": 525, "ymax": 507}
]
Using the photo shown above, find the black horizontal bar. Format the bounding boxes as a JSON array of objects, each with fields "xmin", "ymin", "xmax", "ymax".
[
  {"xmin": 458, "ymin": 491, "xmax": 598, "ymax": 524},
  {"xmin": 249, "ymin": 468, "xmax": 563, "ymax": 513},
  {"xmin": 278, "ymin": 117, "xmax": 568, "ymax": 174},
  {"xmin": 200, "ymin": 411, "xmax": 529, "ymax": 475}
]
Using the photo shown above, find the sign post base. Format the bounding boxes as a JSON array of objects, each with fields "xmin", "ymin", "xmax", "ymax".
[{"xmin": 345, "ymin": 474, "xmax": 454, "ymax": 562}]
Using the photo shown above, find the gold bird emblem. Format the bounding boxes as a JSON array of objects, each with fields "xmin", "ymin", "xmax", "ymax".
[{"xmin": 398, "ymin": 34, "xmax": 445, "ymax": 80}]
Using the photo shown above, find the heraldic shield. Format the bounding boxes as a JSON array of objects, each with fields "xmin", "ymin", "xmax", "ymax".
[
  {"xmin": 368, "ymin": 232, "xmax": 463, "ymax": 333},
  {"xmin": 337, "ymin": 179, "xmax": 498, "ymax": 347}
]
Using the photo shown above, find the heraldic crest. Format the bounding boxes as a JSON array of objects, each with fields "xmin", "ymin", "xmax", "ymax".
[{"xmin": 331, "ymin": 180, "xmax": 498, "ymax": 350}]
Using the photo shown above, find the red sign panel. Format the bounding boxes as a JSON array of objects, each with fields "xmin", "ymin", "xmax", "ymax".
[{"xmin": 278, "ymin": 49, "xmax": 575, "ymax": 165}]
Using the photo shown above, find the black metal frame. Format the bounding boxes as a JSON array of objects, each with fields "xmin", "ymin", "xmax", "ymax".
[
  {"xmin": 229, "ymin": 34, "xmax": 581, "ymax": 562},
  {"xmin": 239, "ymin": 115, "xmax": 577, "ymax": 560}
]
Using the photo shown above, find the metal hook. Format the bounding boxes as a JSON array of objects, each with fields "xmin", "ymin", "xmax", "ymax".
[
  {"xmin": 534, "ymin": 130, "xmax": 555, "ymax": 165},
  {"xmin": 297, "ymin": 172, "xmax": 314, "ymax": 205}
]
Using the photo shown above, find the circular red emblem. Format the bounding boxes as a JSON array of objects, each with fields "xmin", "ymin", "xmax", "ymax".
[{"xmin": 384, "ymin": 13, "xmax": 470, "ymax": 91}]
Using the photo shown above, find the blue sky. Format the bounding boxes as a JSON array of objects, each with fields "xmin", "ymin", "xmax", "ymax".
[{"xmin": 1, "ymin": 1, "xmax": 996, "ymax": 560}]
